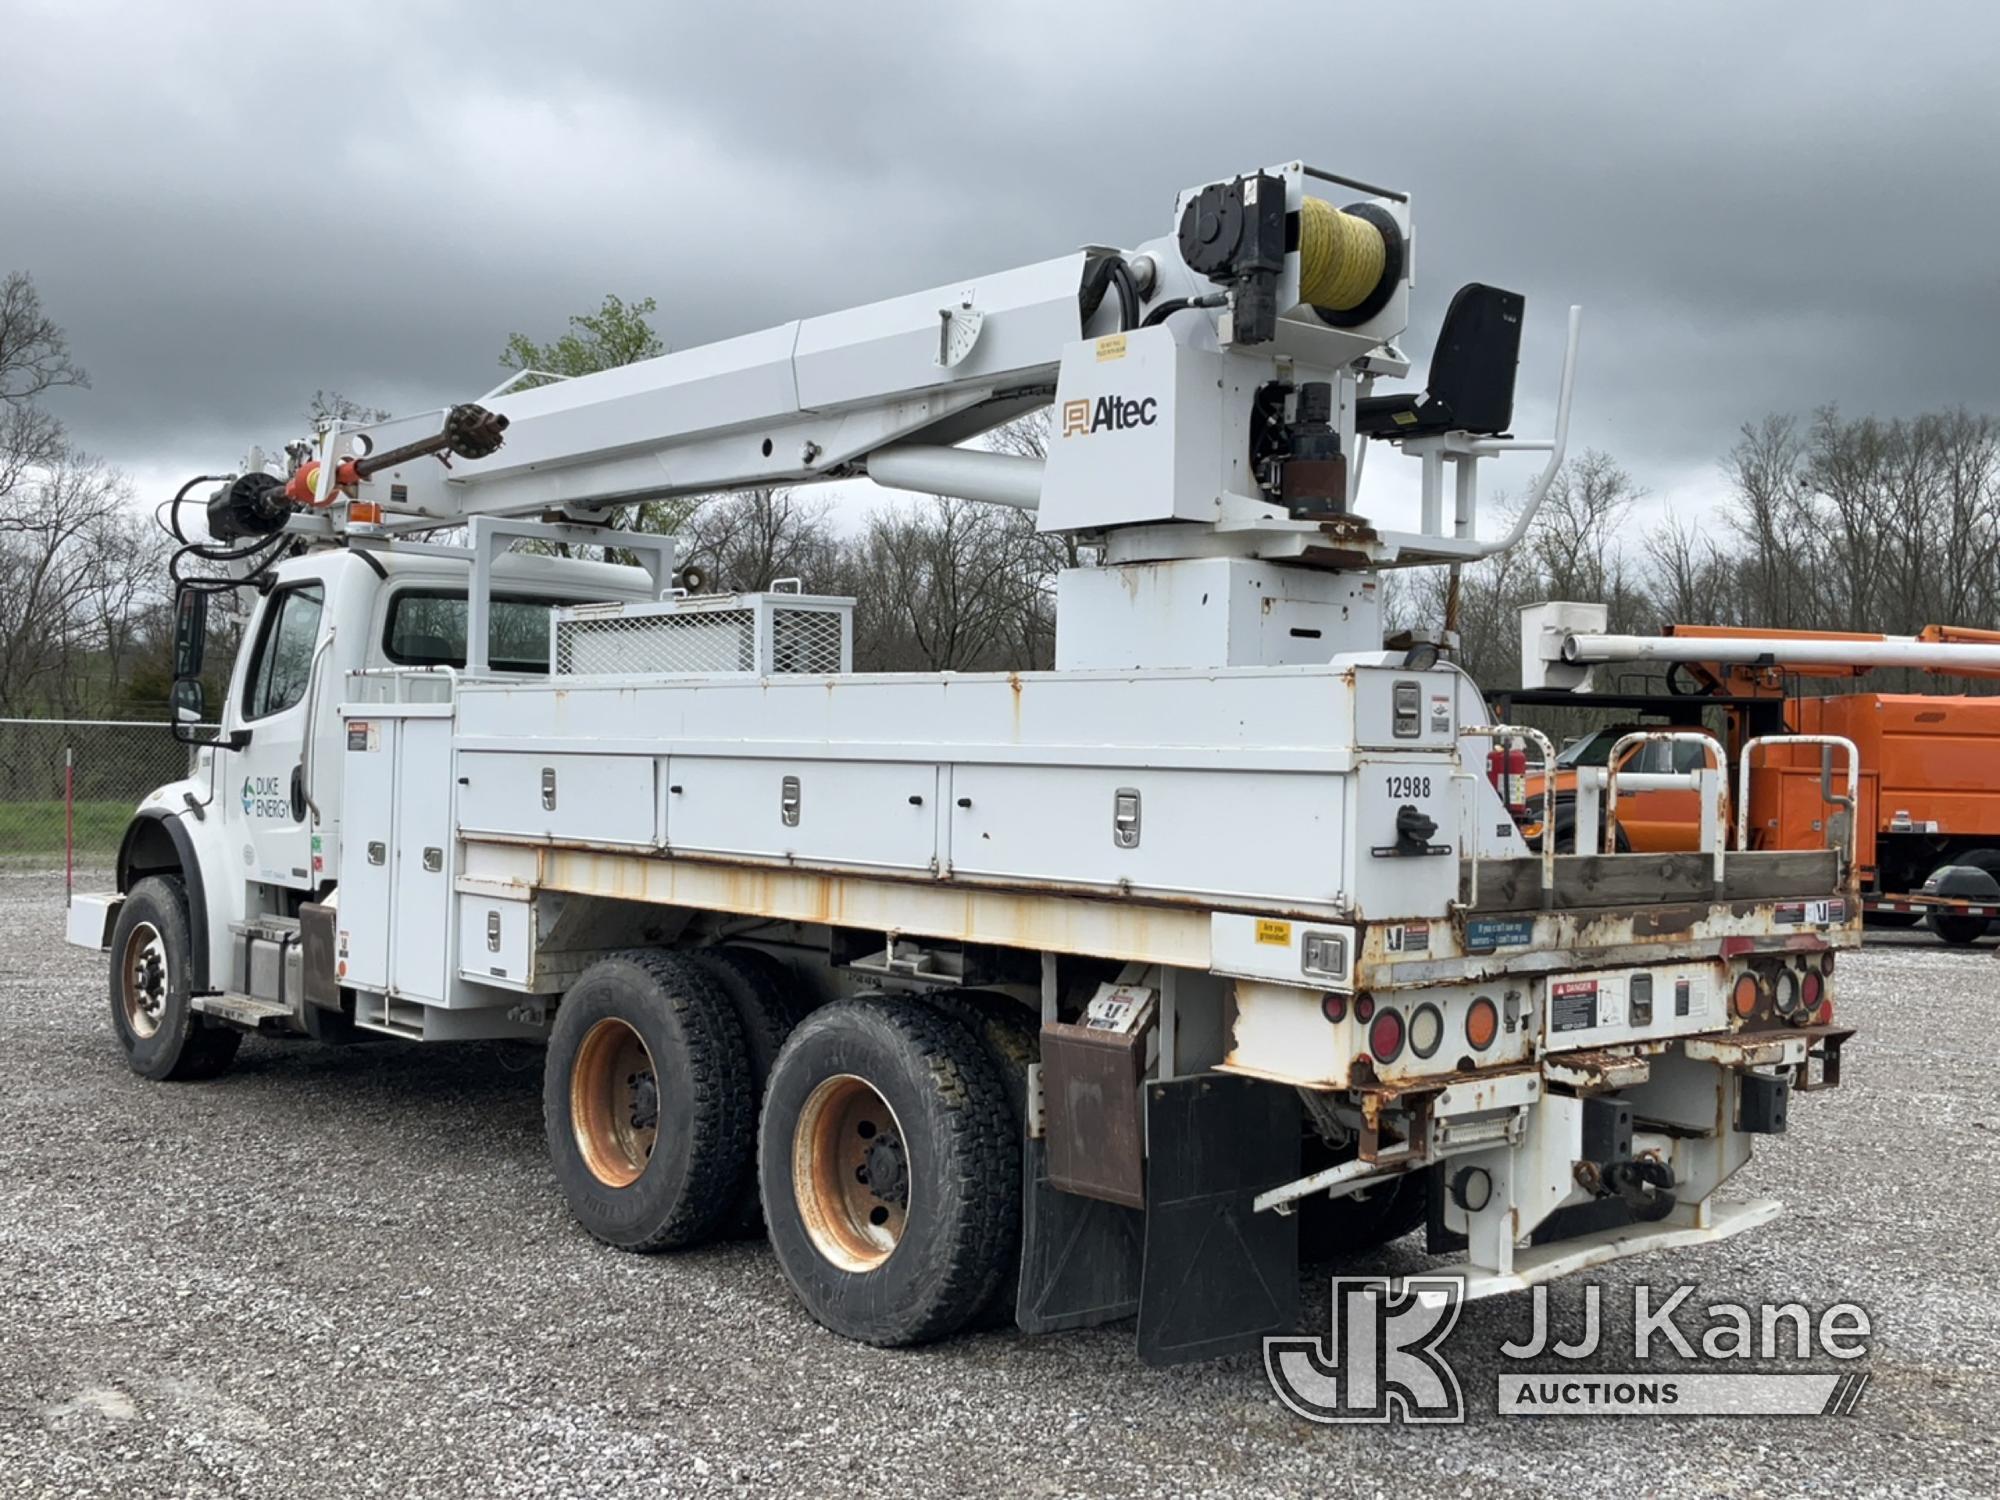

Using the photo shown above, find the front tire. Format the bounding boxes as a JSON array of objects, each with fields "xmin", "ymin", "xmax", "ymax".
[
  {"xmin": 1550, "ymin": 804, "xmax": 1632, "ymax": 855},
  {"xmin": 760, "ymin": 998, "xmax": 1019, "ymax": 1347},
  {"xmin": 543, "ymin": 950, "xmax": 754, "ymax": 1251},
  {"xmin": 108, "ymin": 875, "xmax": 240, "ymax": 1082}
]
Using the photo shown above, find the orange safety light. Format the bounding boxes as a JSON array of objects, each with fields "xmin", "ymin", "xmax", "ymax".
[{"xmin": 1732, "ymin": 972, "xmax": 1762, "ymax": 1018}]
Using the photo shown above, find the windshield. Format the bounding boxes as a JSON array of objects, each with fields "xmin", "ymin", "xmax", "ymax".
[{"xmin": 1555, "ymin": 729, "xmax": 1621, "ymax": 767}]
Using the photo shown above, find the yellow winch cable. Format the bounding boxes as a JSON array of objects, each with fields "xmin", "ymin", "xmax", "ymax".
[{"xmin": 1297, "ymin": 196, "xmax": 1387, "ymax": 312}]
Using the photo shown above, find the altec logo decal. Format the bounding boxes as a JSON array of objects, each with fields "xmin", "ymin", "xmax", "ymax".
[{"xmin": 1061, "ymin": 394, "xmax": 1158, "ymax": 437}]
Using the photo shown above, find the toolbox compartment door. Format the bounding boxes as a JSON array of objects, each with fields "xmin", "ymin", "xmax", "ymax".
[{"xmin": 456, "ymin": 751, "xmax": 658, "ymax": 848}]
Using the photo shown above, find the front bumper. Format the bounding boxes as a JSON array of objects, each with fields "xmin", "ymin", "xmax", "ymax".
[{"xmin": 66, "ymin": 891, "xmax": 121, "ymax": 950}]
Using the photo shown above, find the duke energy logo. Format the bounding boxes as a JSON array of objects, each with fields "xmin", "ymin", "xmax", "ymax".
[{"xmin": 242, "ymin": 776, "xmax": 288, "ymax": 818}]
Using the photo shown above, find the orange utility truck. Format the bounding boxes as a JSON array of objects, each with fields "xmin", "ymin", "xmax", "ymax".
[{"xmin": 1513, "ymin": 608, "xmax": 2000, "ymax": 944}]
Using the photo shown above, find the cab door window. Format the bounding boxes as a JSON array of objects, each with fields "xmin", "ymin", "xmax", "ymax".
[
  {"xmin": 1671, "ymin": 738, "xmax": 1715, "ymax": 773},
  {"xmin": 243, "ymin": 583, "xmax": 326, "ymax": 719}
]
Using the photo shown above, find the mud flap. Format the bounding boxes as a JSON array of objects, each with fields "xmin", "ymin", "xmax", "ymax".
[
  {"xmin": 1136, "ymin": 1074, "xmax": 1300, "ymax": 1366},
  {"xmin": 1015, "ymin": 1137, "xmax": 1144, "ymax": 1334}
]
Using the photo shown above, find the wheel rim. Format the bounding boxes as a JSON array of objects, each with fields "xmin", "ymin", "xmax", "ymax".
[
  {"xmin": 793, "ymin": 1074, "xmax": 909, "ymax": 1272},
  {"xmin": 570, "ymin": 1018, "xmax": 660, "ymax": 1188},
  {"xmin": 119, "ymin": 921, "xmax": 169, "ymax": 1040}
]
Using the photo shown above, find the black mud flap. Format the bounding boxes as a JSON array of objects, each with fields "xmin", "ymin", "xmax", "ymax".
[
  {"xmin": 1015, "ymin": 1137, "xmax": 1144, "ymax": 1334},
  {"xmin": 1136, "ymin": 1074, "xmax": 1300, "ymax": 1366}
]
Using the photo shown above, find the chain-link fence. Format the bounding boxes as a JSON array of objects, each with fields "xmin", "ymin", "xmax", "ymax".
[{"xmin": 0, "ymin": 719, "xmax": 206, "ymax": 869}]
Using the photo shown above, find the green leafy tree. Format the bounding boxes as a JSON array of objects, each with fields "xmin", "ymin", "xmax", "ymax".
[
  {"xmin": 500, "ymin": 294, "xmax": 665, "ymax": 385},
  {"xmin": 498, "ymin": 295, "xmax": 694, "ymax": 542}
]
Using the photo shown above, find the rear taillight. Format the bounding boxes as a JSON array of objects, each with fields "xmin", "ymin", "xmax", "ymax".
[
  {"xmin": 1321, "ymin": 993, "xmax": 1347, "ymax": 1024},
  {"xmin": 1732, "ymin": 973, "xmax": 1762, "ymax": 1018},
  {"xmin": 1465, "ymin": 996, "xmax": 1499, "ymax": 1050},
  {"xmin": 1409, "ymin": 1003, "xmax": 1444, "ymax": 1059},
  {"xmin": 1772, "ymin": 968, "xmax": 1801, "ymax": 1018},
  {"xmin": 1369, "ymin": 1008, "xmax": 1405, "ymax": 1063}
]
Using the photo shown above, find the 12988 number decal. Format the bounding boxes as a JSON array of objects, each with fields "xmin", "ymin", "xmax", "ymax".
[{"xmin": 1385, "ymin": 774, "xmax": 1432, "ymax": 799}]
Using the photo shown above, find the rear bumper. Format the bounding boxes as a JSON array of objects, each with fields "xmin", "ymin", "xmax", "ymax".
[
  {"xmin": 66, "ymin": 891, "xmax": 121, "ymax": 951},
  {"xmin": 1403, "ymin": 1197, "xmax": 1781, "ymax": 1304}
]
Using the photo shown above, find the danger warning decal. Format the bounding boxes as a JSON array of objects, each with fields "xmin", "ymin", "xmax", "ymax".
[{"xmin": 1549, "ymin": 978, "xmax": 1600, "ymax": 1033}]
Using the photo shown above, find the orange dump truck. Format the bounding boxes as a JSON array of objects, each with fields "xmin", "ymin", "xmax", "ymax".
[{"xmin": 1509, "ymin": 613, "xmax": 2000, "ymax": 944}]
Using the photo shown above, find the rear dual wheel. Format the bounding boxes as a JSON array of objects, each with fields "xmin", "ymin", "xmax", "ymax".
[
  {"xmin": 760, "ymin": 998, "xmax": 1020, "ymax": 1346},
  {"xmin": 543, "ymin": 950, "xmax": 755, "ymax": 1251}
]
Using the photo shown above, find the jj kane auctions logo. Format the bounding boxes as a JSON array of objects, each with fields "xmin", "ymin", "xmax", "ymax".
[
  {"xmin": 1061, "ymin": 394, "xmax": 1158, "ymax": 437},
  {"xmin": 1267, "ymin": 1278, "xmax": 1873, "ymax": 1423}
]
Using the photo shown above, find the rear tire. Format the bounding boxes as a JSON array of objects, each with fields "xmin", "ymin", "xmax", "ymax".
[
  {"xmin": 543, "ymin": 950, "xmax": 754, "ymax": 1251},
  {"xmin": 759, "ymin": 997, "xmax": 1019, "ymax": 1347},
  {"xmin": 108, "ymin": 876, "xmax": 240, "ymax": 1082},
  {"xmin": 1928, "ymin": 849, "xmax": 2000, "ymax": 946},
  {"xmin": 1296, "ymin": 1136, "xmax": 1428, "ymax": 1260},
  {"xmin": 688, "ymin": 946, "xmax": 809, "ymax": 1236},
  {"xmin": 922, "ymin": 990, "xmax": 1039, "ymax": 1326},
  {"xmin": 1931, "ymin": 912, "xmax": 1990, "ymax": 946}
]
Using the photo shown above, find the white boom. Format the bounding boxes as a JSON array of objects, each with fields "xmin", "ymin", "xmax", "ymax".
[
  {"xmin": 1565, "ymin": 632, "xmax": 2000, "ymax": 674},
  {"xmin": 1522, "ymin": 601, "xmax": 2000, "ymax": 690},
  {"xmin": 272, "ymin": 160, "xmax": 1578, "ymax": 589}
]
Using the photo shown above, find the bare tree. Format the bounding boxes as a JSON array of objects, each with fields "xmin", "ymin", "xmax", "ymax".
[
  {"xmin": 307, "ymin": 389, "xmax": 393, "ymax": 427},
  {"xmin": 0, "ymin": 271, "xmax": 87, "ymax": 406},
  {"xmin": 0, "ymin": 271, "xmax": 168, "ymax": 716},
  {"xmin": 842, "ymin": 496, "xmax": 1054, "ymax": 672},
  {"xmin": 682, "ymin": 487, "xmax": 840, "ymax": 592}
]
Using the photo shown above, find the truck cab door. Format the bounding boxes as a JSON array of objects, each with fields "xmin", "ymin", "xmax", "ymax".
[
  {"xmin": 231, "ymin": 579, "xmax": 330, "ymax": 889},
  {"xmin": 1615, "ymin": 739, "xmax": 1706, "ymax": 852}
]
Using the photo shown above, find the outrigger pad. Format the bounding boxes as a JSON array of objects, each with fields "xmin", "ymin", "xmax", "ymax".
[
  {"xmin": 1136, "ymin": 1074, "xmax": 1300, "ymax": 1366},
  {"xmin": 1015, "ymin": 1137, "xmax": 1144, "ymax": 1335}
]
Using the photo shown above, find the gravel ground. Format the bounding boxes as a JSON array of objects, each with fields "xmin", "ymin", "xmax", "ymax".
[{"xmin": 3, "ymin": 869, "xmax": 1996, "ymax": 1498}]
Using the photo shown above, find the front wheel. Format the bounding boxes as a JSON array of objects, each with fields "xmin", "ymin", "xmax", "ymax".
[
  {"xmin": 759, "ymin": 998, "xmax": 1019, "ymax": 1347},
  {"xmin": 1549, "ymin": 804, "xmax": 1632, "ymax": 855},
  {"xmin": 108, "ymin": 875, "xmax": 240, "ymax": 1082}
]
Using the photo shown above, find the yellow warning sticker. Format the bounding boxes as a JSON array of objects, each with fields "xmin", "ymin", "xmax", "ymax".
[
  {"xmin": 1096, "ymin": 333, "xmax": 1127, "ymax": 361},
  {"xmin": 1392, "ymin": 409, "xmax": 1418, "ymax": 426},
  {"xmin": 1255, "ymin": 918, "xmax": 1293, "ymax": 947}
]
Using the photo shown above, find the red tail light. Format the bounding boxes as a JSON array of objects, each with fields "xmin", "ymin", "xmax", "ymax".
[
  {"xmin": 1800, "ymin": 976, "xmax": 1832, "ymax": 1024},
  {"xmin": 1321, "ymin": 993, "xmax": 1348, "ymax": 1024},
  {"xmin": 1369, "ymin": 1008, "xmax": 1405, "ymax": 1064}
]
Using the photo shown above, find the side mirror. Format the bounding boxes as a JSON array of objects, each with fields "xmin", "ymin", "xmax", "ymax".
[
  {"xmin": 173, "ymin": 588, "xmax": 207, "ymax": 679},
  {"xmin": 170, "ymin": 677, "xmax": 205, "ymax": 725}
]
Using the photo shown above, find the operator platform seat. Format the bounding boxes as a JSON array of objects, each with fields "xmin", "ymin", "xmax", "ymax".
[{"xmin": 1355, "ymin": 281, "xmax": 1524, "ymax": 440}]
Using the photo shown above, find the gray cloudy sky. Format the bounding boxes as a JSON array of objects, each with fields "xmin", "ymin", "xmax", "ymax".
[{"xmin": 5, "ymin": 0, "xmax": 1998, "ymax": 531}]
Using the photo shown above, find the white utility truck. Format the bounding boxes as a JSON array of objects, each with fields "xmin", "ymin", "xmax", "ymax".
[{"xmin": 71, "ymin": 162, "xmax": 1856, "ymax": 1364}]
